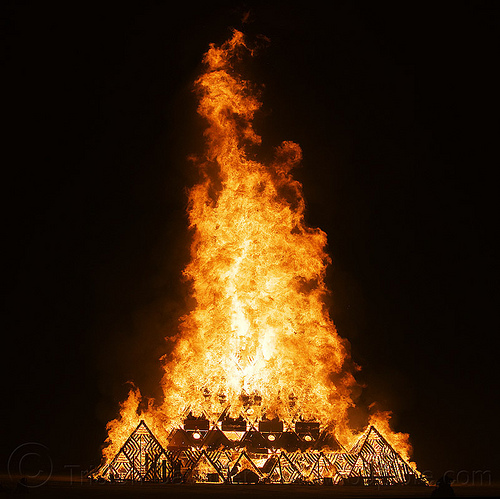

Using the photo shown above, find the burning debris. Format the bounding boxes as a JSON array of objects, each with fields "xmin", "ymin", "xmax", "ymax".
[{"xmin": 92, "ymin": 30, "xmax": 427, "ymax": 486}]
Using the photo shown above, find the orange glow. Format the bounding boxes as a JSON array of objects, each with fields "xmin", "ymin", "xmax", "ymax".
[
  {"xmin": 98, "ymin": 29, "xmax": 416, "ymax": 473},
  {"xmin": 159, "ymin": 29, "xmax": 356, "ymax": 435},
  {"xmin": 368, "ymin": 410, "xmax": 415, "ymax": 468}
]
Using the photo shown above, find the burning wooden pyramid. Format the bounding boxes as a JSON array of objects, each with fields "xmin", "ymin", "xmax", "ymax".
[
  {"xmin": 97, "ymin": 419, "xmax": 424, "ymax": 485},
  {"xmin": 93, "ymin": 30, "xmax": 427, "ymax": 486}
]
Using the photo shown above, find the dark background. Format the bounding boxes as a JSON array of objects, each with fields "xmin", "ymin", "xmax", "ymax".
[{"xmin": 2, "ymin": 0, "xmax": 498, "ymax": 483}]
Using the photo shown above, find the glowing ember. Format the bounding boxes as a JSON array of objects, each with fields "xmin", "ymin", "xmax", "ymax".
[{"xmin": 97, "ymin": 29, "xmax": 419, "ymax": 482}]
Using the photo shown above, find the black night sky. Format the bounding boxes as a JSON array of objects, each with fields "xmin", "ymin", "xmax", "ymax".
[{"xmin": 2, "ymin": 0, "xmax": 499, "ymax": 484}]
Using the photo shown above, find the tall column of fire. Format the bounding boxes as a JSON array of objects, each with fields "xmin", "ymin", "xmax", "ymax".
[
  {"xmin": 159, "ymin": 30, "xmax": 356, "ymax": 430},
  {"xmin": 101, "ymin": 30, "xmax": 415, "ymax": 470}
]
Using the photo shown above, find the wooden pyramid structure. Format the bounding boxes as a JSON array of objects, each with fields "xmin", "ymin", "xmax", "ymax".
[
  {"xmin": 94, "ymin": 420, "xmax": 426, "ymax": 485},
  {"xmin": 100, "ymin": 420, "xmax": 170, "ymax": 481},
  {"xmin": 344, "ymin": 425, "xmax": 420, "ymax": 485}
]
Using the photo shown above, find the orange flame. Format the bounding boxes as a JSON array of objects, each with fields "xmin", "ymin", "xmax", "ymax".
[
  {"xmin": 158, "ymin": 29, "xmax": 357, "ymax": 434},
  {"xmin": 98, "ymin": 29, "xmax": 416, "ymax": 469},
  {"xmin": 368, "ymin": 410, "xmax": 415, "ymax": 468},
  {"xmin": 100, "ymin": 384, "xmax": 169, "ymax": 466}
]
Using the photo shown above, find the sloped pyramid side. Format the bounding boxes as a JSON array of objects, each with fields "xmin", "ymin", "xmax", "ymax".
[
  {"xmin": 277, "ymin": 452, "xmax": 309, "ymax": 483},
  {"xmin": 326, "ymin": 451, "xmax": 357, "ymax": 483},
  {"xmin": 98, "ymin": 420, "xmax": 169, "ymax": 481},
  {"xmin": 296, "ymin": 452, "xmax": 338, "ymax": 483},
  {"xmin": 316, "ymin": 453, "xmax": 338, "ymax": 480},
  {"xmin": 313, "ymin": 430, "xmax": 345, "ymax": 452},
  {"xmin": 347, "ymin": 425, "xmax": 422, "ymax": 485},
  {"xmin": 183, "ymin": 450, "xmax": 227, "ymax": 482},
  {"xmin": 287, "ymin": 451, "xmax": 317, "ymax": 480},
  {"xmin": 175, "ymin": 448, "xmax": 202, "ymax": 481},
  {"xmin": 266, "ymin": 457, "xmax": 283, "ymax": 484},
  {"xmin": 202, "ymin": 427, "xmax": 232, "ymax": 449},
  {"xmin": 228, "ymin": 451, "xmax": 263, "ymax": 483}
]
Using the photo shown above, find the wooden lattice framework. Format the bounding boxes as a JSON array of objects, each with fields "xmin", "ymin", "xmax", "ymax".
[
  {"xmin": 100, "ymin": 421, "xmax": 171, "ymax": 481},
  {"xmin": 345, "ymin": 425, "xmax": 418, "ymax": 485},
  {"xmin": 94, "ymin": 420, "xmax": 426, "ymax": 485}
]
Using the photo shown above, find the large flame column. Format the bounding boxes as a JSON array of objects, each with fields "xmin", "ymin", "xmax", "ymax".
[{"xmin": 159, "ymin": 30, "xmax": 356, "ymax": 432}]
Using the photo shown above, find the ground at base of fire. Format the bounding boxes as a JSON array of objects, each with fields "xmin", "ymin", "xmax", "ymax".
[{"xmin": 1, "ymin": 476, "xmax": 499, "ymax": 499}]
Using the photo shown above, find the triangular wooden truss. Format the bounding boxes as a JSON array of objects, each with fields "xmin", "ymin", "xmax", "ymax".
[
  {"xmin": 93, "ymin": 421, "xmax": 426, "ymax": 485},
  {"xmin": 102, "ymin": 420, "xmax": 170, "ymax": 481},
  {"xmin": 344, "ymin": 425, "xmax": 421, "ymax": 485}
]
